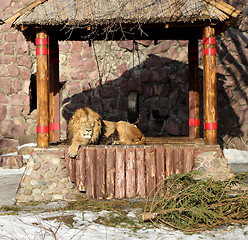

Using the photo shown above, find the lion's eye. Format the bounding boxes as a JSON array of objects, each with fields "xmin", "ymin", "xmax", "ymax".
[{"xmin": 91, "ymin": 123, "xmax": 94, "ymax": 127}]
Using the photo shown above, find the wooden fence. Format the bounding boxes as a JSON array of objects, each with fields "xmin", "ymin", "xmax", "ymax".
[{"xmin": 64, "ymin": 144, "xmax": 195, "ymax": 199}]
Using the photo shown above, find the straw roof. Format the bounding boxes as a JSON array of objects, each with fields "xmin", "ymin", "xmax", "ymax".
[{"xmin": 12, "ymin": 0, "xmax": 241, "ymax": 40}]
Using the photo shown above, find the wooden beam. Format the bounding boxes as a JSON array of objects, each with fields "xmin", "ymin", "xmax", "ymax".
[
  {"xmin": 49, "ymin": 38, "xmax": 60, "ymax": 143},
  {"xmin": 188, "ymin": 38, "xmax": 200, "ymax": 138},
  {"xmin": 36, "ymin": 28, "xmax": 49, "ymax": 147},
  {"xmin": 203, "ymin": 26, "xmax": 217, "ymax": 145},
  {"xmin": 0, "ymin": 0, "xmax": 48, "ymax": 25}
]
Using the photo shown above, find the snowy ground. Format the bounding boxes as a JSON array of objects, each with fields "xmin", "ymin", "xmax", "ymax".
[{"xmin": 0, "ymin": 148, "xmax": 247, "ymax": 240}]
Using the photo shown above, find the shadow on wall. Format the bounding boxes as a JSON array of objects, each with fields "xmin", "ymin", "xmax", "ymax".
[
  {"xmin": 61, "ymin": 48, "xmax": 245, "ymax": 148},
  {"xmin": 216, "ymin": 29, "xmax": 248, "ymax": 149}
]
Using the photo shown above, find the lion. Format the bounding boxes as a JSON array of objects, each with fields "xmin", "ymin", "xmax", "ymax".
[{"xmin": 66, "ymin": 107, "xmax": 146, "ymax": 158}]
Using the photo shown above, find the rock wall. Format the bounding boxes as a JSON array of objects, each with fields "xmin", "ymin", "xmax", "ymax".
[{"xmin": 0, "ymin": 0, "xmax": 247, "ymax": 150}]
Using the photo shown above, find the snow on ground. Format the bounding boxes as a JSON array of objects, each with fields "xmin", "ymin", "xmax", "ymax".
[
  {"xmin": 223, "ymin": 149, "xmax": 248, "ymax": 164},
  {"xmin": 0, "ymin": 148, "xmax": 247, "ymax": 239},
  {"xmin": 1, "ymin": 210, "xmax": 248, "ymax": 240}
]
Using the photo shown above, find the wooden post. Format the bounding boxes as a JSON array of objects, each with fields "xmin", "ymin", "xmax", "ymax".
[
  {"xmin": 203, "ymin": 26, "xmax": 217, "ymax": 145},
  {"xmin": 188, "ymin": 38, "xmax": 200, "ymax": 138},
  {"xmin": 49, "ymin": 38, "xmax": 60, "ymax": 142},
  {"xmin": 36, "ymin": 28, "xmax": 49, "ymax": 147}
]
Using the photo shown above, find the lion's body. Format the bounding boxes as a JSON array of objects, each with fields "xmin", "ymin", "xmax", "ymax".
[{"xmin": 66, "ymin": 107, "xmax": 145, "ymax": 158}]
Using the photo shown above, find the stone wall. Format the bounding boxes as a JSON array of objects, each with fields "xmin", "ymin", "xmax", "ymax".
[{"xmin": 0, "ymin": 0, "xmax": 247, "ymax": 150}]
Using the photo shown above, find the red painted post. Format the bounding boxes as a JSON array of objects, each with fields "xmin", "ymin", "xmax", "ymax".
[
  {"xmin": 203, "ymin": 26, "xmax": 217, "ymax": 145},
  {"xmin": 36, "ymin": 28, "xmax": 49, "ymax": 147}
]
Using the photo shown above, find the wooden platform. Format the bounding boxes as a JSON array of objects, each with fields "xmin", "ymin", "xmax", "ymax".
[{"xmin": 63, "ymin": 138, "xmax": 222, "ymax": 199}]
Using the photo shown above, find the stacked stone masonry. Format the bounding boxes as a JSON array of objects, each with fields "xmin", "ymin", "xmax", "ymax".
[
  {"xmin": 0, "ymin": 0, "xmax": 247, "ymax": 150},
  {"xmin": 16, "ymin": 153, "xmax": 79, "ymax": 203}
]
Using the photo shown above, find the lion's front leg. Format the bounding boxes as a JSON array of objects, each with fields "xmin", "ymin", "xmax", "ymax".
[
  {"xmin": 68, "ymin": 133, "xmax": 88, "ymax": 158},
  {"xmin": 68, "ymin": 143, "xmax": 80, "ymax": 158}
]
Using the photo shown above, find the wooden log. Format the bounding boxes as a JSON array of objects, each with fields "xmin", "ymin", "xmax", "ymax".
[
  {"xmin": 156, "ymin": 147, "xmax": 166, "ymax": 185},
  {"xmin": 75, "ymin": 148, "xmax": 86, "ymax": 192},
  {"xmin": 95, "ymin": 147, "xmax": 106, "ymax": 199},
  {"xmin": 188, "ymin": 38, "xmax": 200, "ymax": 139},
  {"xmin": 36, "ymin": 29, "xmax": 49, "ymax": 147},
  {"xmin": 145, "ymin": 147, "xmax": 156, "ymax": 196},
  {"xmin": 106, "ymin": 147, "xmax": 116, "ymax": 199},
  {"xmin": 136, "ymin": 147, "xmax": 146, "ymax": 197},
  {"xmin": 174, "ymin": 147, "xmax": 184, "ymax": 174},
  {"xmin": 68, "ymin": 156, "xmax": 76, "ymax": 183},
  {"xmin": 203, "ymin": 26, "xmax": 217, "ymax": 145},
  {"xmin": 49, "ymin": 38, "xmax": 60, "ymax": 143},
  {"xmin": 126, "ymin": 147, "xmax": 136, "ymax": 198},
  {"xmin": 165, "ymin": 147, "xmax": 174, "ymax": 176},
  {"xmin": 86, "ymin": 148, "xmax": 96, "ymax": 198},
  {"xmin": 183, "ymin": 148, "xmax": 195, "ymax": 173},
  {"xmin": 115, "ymin": 147, "xmax": 126, "ymax": 199}
]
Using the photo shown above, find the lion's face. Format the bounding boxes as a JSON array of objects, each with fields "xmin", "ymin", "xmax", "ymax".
[
  {"xmin": 67, "ymin": 107, "xmax": 102, "ymax": 158},
  {"xmin": 80, "ymin": 122, "xmax": 96, "ymax": 140}
]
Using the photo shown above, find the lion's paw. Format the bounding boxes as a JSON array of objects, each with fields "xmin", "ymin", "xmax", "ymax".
[{"xmin": 68, "ymin": 146, "xmax": 78, "ymax": 158}]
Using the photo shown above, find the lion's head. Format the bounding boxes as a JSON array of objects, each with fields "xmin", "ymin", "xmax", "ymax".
[{"xmin": 67, "ymin": 107, "xmax": 102, "ymax": 158}]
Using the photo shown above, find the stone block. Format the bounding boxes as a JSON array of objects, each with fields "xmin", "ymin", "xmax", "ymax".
[
  {"xmin": 17, "ymin": 55, "xmax": 32, "ymax": 68},
  {"xmin": 7, "ymin": 64, "xmax": 19, "ymax": 77},
  {"xmin": 0, "ymin": 105, "xmax": 7, "ymax": 121},
  {"xmin": 83, "ymin": 59, "xmax": 97, "ymax": 72},
  {"xmin": 82, "ymin": 46, "xmax": 93, "ymax": 58},
  {"xmin": 0, "ymin": 119, "xmax": 25, "ymax": 138},
  {"xmin": 71, "ymin": 41, "xmax": 83, "ymax": 53},
  {"xmin": 0, "ymin": 0, "xmax": 11, "ymax": 10},
  {"xmin": 16, "ymin": 34, "xmax": 29, "ymax": 54},
  {"xmin": 69, "ymin": 54, "xmax": 84, "ymax": 67},
  {"xmin": 0, "ymin": 155, "xmax": 23, "ymax": 169},
  {"xmin": 0, "ymin": 137, "xmax": 19, "ymax": 149},
  {"xmin": 16, "ymin": 153, "xmax": 80, "ymax": 204}
]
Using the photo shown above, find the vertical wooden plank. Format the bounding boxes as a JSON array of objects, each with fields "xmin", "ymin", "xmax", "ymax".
[
  {"xmin": 126, "ymin": 147, "xmax": 136, "ymax": 198},
  {"xmin": 115, "ymin": 147, "xmax": 126, "ymax": 199},
  {"xmin": 145, "ymin": 147, "xmax": 156, "ymax": 197},
  {"xmin": 203, "ymin": 26, "xmax": 217, "ymax": 145},
  {"xmin": 75, "ymin": 148, "xmax": 86, "ymax": 192},
  {"xmin": 36, "ymin": 28, "xmax": 49, "ymax": 147},
  {"xmin": 188, "ymin": 37, "xmax": 200, "ymax": 139},
  {"xmin": 64, "ymin": 148, "xmax": 76, "ymax": 183},
  {"xmin": 183, "ymin": 148, "xmax": 195, "ymax": 173},
  {"xmin": 156, "ymin": 147, "xmax": 166, "ymax": 185},
  {"xmin": 86, "ymin": 148, "xmax": 96, "ymax": 198},
  {"xmin": 95, "ymin": 147, "xmax": 106, "ymax": 199},
  {"xmin": 106, "ymin": 146, "xmax": 116, "ymax": 199},
  {"xmin": 165, "ymin": 147, "xmax": 174, "ymax": 176},
  {"xmin": 174, "ymin": 147, "xmax": 184, "ymax": 174},
  {"xmin": 69, "ymin": 157, "xmax": 76, "ymax": 183},
  {"xmin": 136, "ymin": 147, "xmax": 146, "ymax": 197},
  {"xmin": 49, "ymin": 38, "xmax": 60, "ymax": 143}
]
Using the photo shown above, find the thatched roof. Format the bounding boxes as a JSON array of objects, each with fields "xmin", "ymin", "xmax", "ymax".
[{"xmin": 11, "ymin": 0, "xmax": 241, "ymax": 40}]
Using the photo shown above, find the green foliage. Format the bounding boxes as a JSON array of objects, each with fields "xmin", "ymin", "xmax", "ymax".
[{"xmin": 144, "ymin": 172, "xmax": 248, "ymax": 232}]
